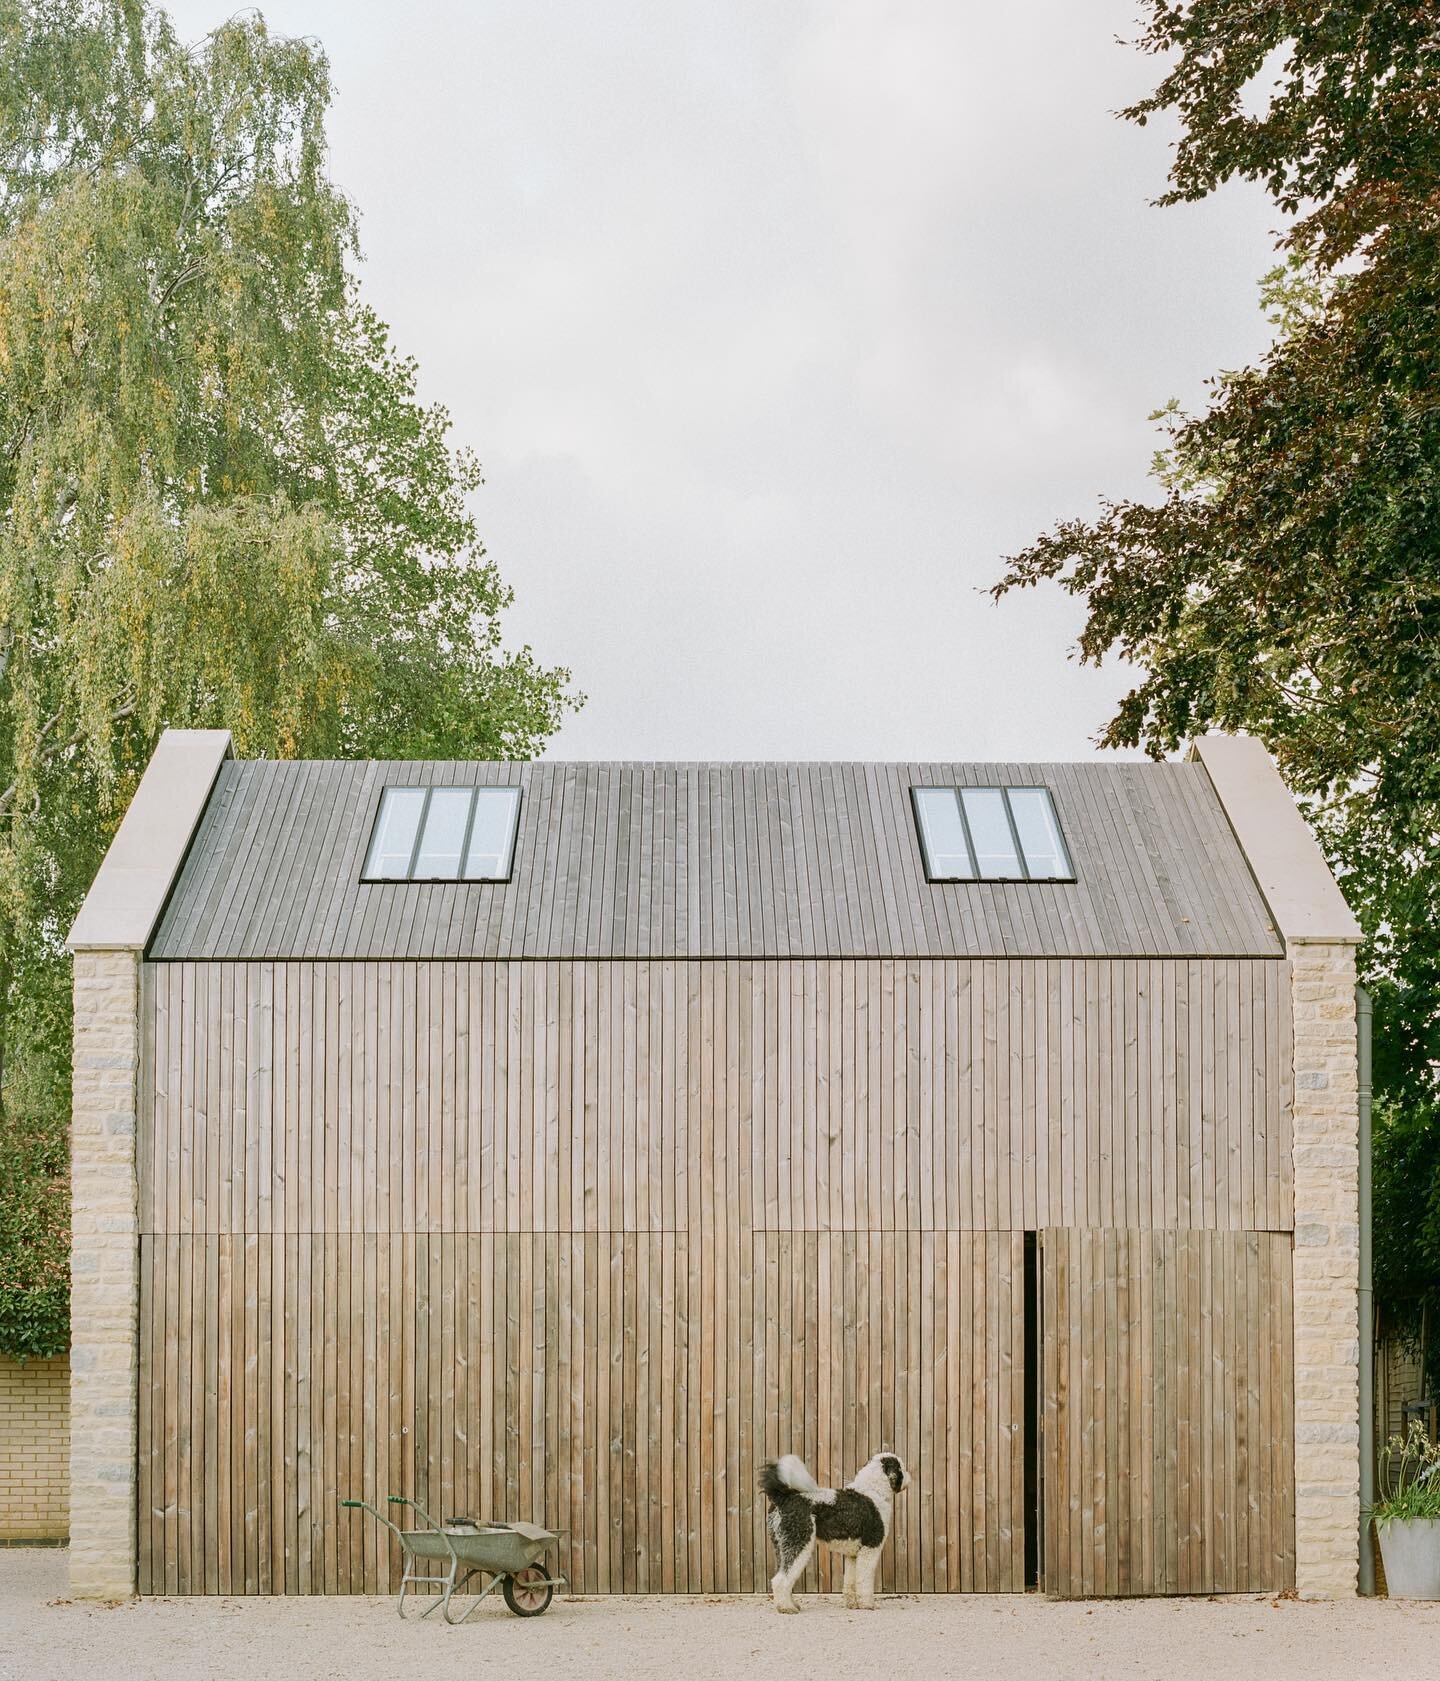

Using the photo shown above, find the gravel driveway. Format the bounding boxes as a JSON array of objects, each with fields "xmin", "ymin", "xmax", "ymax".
[{"xmin": 5, "ymin": 1547, "xmax": 1439, "ymax": 1680}]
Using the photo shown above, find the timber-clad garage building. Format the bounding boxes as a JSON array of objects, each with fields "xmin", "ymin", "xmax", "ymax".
[{"xmin": 66, "ymin": 731, "xmax": 1363, "ymax": 1601}]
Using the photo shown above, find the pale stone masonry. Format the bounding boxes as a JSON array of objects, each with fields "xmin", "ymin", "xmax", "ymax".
[
  {"xmin": 1194, "ymin": 735, "xmax": 1363, "ymax": 1600},
  {"xmin": 68, "ymin": 950, "xmax": 141, "ymax": 1597},
  {"xmin": 0, "ymin": 1353, "xmax": 69, "ymax": 1540},
  {"xmin": 1290, "ymin": 940, "xmax": 1360, "ymax": 1599}
]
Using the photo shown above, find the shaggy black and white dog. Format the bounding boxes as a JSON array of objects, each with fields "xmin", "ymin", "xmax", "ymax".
[{"xmin": 759, "ymin": 1451, "xmax": 911, "ymax": 1613}]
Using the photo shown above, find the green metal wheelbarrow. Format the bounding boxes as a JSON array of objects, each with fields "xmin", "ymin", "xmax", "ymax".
[{"xmin": 342, "ymin": 1495, "xmax": 566, "ymax": 1624}]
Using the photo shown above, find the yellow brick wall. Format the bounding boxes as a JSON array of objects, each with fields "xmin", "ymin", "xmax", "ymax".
[{"xmin": 0, "ymin": 1352, "xmax": 70, "ymax": 1541}]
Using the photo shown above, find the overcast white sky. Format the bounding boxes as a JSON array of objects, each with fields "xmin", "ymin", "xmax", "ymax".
[{"xmin": 172, "ymin": 1, "xmax": 1279, "ymax": 761}]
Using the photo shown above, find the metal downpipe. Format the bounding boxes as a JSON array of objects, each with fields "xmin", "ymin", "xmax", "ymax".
[{"xmin": 1357, "ymin": 985, "xmax": 1374, "ymax": 1595}]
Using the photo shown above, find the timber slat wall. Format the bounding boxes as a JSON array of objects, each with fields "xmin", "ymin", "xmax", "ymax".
[
  {"xmin": 1041, "ymin": 1228, "xmax": 1296, "ymax": 1597},
  {"xmin": 137, "ymin": 1230, "xmax": 1024, "ymax": 1596},
  {"xmin": 138, "ymin": 955, "xmax": 1293, "ymax": 1597},
  {"xmin": 141, "ymin": 958, "xmax": 1293, "ymax": 1238}
]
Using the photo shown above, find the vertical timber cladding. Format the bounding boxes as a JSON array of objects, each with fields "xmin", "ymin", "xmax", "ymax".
[
  {"xmin": 1040, "ymin": 1229, "xmax": 1296, "ymax": 1597},
  {"xmin": 137, "ymin": 955, "xmax": 1293, "ymax": 1596}
]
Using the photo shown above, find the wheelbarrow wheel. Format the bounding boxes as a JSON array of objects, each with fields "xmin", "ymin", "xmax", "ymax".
[{"xmin": 502, "ymin": 1565, "xmax": 554, "ymax": 1617}]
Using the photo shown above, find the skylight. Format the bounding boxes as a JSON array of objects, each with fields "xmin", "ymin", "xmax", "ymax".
[
  {"xmin": 911, "ymin": 786, "xmax": 1073, "ymax": 883},
  {"xmin": 363, "ymin": 786, "xmax": 521, "ymax": 882}
]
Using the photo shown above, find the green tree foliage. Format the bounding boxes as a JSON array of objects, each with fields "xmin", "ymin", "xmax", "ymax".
[
  {"xmin": 1373, "ymin": 1096, "xmax": 1440, "ymax": 1386},
  {"xmin": 0, "ymin": 1, "xmax": 576, "ymax": 1357},
  {"xmin": 994, "ymin": 2, "xmax": 1440, "ymax": 1379}
]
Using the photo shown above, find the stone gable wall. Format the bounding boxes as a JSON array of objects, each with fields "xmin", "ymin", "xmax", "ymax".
[
  {"xmin": 69, "ymin": 951, "xmax": 139, "ymax": 1598},
  {"xmin": 1290, "ymin": 941, "xmax": 1360, "ymax": 1598}
]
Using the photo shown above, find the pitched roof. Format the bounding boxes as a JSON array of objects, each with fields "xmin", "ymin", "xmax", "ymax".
[{"xmin": 147, "ymin": 758, "xmax": 1282, "ymax": 960}]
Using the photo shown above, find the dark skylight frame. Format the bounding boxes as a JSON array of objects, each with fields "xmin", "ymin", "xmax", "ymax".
[
  {"xmin": 911, "ymin": 785, "xmax": 1074, "ymax": 884},
  {"xmin": 362, "ymin": 786, "xmax": 522, "ymax": 883}
]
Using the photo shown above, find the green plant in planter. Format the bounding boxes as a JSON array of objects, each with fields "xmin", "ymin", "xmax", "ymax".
[
  {"xmin": 1373, "ymin": 1422, "xmax": 1440, "ymax": 1525},
  {"xmin": 1372, "ymin": 1422, "xmax": 1440, "ymax": 1597}
]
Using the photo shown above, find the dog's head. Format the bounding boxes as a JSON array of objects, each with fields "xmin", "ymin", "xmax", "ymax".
[{"xmin": 878, "ymin": 1453, "xmax": 911, "ymax": 1494}]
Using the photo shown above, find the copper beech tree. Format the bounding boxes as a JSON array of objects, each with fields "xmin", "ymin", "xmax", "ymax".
[{"xmin": 995, "ymin": 1, "xmax": 1440, "ymax": 1378}]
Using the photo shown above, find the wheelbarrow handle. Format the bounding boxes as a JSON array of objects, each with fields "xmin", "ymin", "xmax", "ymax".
[
  {"xmin": 340, "ymin": 1495, "xmax": 409, "ymax": 1551},
  {"xmin": 385, "ymin": 1494, "xmax": 452, "ymax": 1547}
]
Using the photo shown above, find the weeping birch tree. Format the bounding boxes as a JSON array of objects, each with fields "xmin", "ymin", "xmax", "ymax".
[{"xmin": 0, "ymin": 1, "xmax": 576, "ymax": 1355}]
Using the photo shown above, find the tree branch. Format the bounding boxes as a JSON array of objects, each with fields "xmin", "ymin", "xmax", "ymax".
[
  {"xmin": 155, "ymin": 263, "xmax": 204, "ymax": 312},
  {"xmin": 0, "ymin": 698, "xmax": 138, "ymax": 819}
]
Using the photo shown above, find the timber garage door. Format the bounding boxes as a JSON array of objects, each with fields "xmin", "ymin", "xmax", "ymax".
[
  {"xmin": 136, "ymin": 1229, "xmax": 1028, "ymax": 1595},
  {"xmin": 1039, "ymin": 1228, "xmax": 1296, "ymax": 1597}
]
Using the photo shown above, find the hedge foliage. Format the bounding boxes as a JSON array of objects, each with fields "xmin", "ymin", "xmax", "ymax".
[{"xmin": 0, "ymin": 945, "xmax": 72, "ymax": 1360}]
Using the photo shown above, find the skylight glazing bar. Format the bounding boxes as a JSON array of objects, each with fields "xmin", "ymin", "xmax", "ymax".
[
  {"xmin": 457, "ymin": 784, "xmax": 480, "ymax": 877},
  {"xmin": 405, "ymin": 787, "xmax": 433, "ymax": 878},
  {"xmin": 1000, "ymin": 787, "xmax": 1032, "ymax": 882},
  {"xmin": 953, "ymin": 785, "xmax": 979, "ymax": 880}
]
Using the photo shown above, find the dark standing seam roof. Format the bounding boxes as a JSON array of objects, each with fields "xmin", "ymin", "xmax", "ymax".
[{"xmin": 146, "ymin": 760, "xmax": 1283, "ymax": 961}]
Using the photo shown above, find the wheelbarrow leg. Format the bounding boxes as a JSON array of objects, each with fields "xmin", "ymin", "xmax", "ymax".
[
  {"xmin": 438, "ymin": 1564, "xmax": 466, "ymax": 1624},
  {"xmin": 394, "ymin": 1534, "xmax": 452, "ymax": 1620},
  {"xmin": 430, "ymin": 1551, "xmax": 460, "ymax": 1622},
  {"xmin": 341, "ymin": 1499, "xmax": 436, "ymax": 1621},
  {"xmin": 383, "ymin": 1494, "xmax": 460, "ymax": 1621},
  {"xmin": 441, "ymin": 1569, "xmax": 506, "ymax": 1625}
]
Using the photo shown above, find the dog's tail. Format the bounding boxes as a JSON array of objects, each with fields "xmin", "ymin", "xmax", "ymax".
[{"xmin": 759, "ymin": 1454, "xmax": 829, "ymax": 1506}]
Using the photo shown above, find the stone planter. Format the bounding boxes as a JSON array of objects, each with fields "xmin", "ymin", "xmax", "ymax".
[{"xmin": 1376, "ymin": 1517, "xmax": 1440, "ymax": 1599}]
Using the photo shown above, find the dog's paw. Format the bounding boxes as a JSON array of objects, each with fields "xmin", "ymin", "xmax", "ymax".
[
  {"xmin": 774, "ymin": 1600, "xmax": 800, "ymax": 1614},
  {"xmin": 857, "ymin": 1598, "xmax": 876, "ymax": 1611}
]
